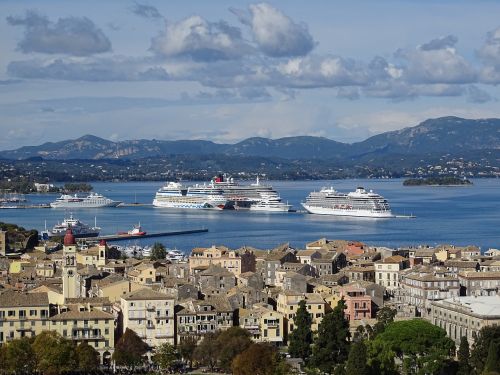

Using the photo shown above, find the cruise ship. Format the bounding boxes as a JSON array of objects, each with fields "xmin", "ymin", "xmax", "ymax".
[
  {"xmin": 196, "ymin": 174, "xmax": 281, "ymax": 209},
  {"xmin": 50, "ymin": 193, "xmax": 122, "ymax": 208},
  {"xmin": 152, "ymin": 182, "xmax": 229, "ymax": 210},
  {"xmin": 41, "ymin": 214, "xmax": 100, "ymax": 239},
  {"xmin": 302, "ymin": 186, "xmax": 393, "ymax": 218},
  {"xmin": 249, "ymin": 193, "xmax": 292, "ymax": 212}
]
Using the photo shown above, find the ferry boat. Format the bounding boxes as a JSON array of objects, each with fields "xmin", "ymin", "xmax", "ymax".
[
  {"xmin": 302, "ymin": 186, "xmax": 393, "ymax": 218},
  {"xmin": 41, "ymin": 214, "xmax": 100, "ymax": 239},
  {"xmin": 152, "ymin": 182, "xmax": 229, "ymax": 210},
  {"xmin": 249, "ymin": 193, "xmax": 292, "ymax": 212},
  {"xmin": 50, "ymin": 192, "xmax": 122, "ymax": 208}
]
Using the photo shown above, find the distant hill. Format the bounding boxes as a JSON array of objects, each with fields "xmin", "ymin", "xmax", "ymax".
[{"xmin": 1, "ymin": 117, "xmax": 499, "ymax": 161}]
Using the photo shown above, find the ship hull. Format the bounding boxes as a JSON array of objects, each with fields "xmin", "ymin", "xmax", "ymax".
[
  {"xmin": 50, "ymin": 201, "xmax": 121, "ymax": 208},
  {"xmin": 301, "ymin": 203, "xmax": 393, "ymax": 218},
  {"xmin": 152, "ymin": 199, "xmax": 226, "ymax": 210}
]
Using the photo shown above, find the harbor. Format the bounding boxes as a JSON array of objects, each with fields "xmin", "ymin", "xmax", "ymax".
[{"xmin": 91, "ymin": 228, "xmax": 208, "ymax": 242}]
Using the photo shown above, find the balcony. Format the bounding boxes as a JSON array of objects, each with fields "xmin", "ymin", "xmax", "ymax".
[{"xmin": 72, "ymin": 334, "xmax": 104, "ymax": 340}]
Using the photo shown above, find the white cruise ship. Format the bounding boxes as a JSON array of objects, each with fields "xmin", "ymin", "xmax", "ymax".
[
  {"xmin": 302, "ymin": 186, "xmax": 393, "ymax": 218},
  {"xmin": 196, "ymin": 174, "xmax": 282, "ymax": 209},
  {"xmin": 50, "ymin": 193, "xmax": 122, "ymax": 208},
  {"xmin": 152, "ymin": 182, "xmax": 229, "ymax": 210},
  {"xmin": 249, "ymin": 193, "xmax": 292, "ymax": 212}
]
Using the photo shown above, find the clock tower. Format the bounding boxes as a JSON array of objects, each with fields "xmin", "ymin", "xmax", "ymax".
[{"xmin": 62, "ymin": 229, "xmax": 79, "ymax": 301}]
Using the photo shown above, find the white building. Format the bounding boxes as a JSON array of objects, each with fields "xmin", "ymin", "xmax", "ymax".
[
  {"xmin": 375, "ymin": 255, "xmax": 409, "ymax": 292},
  {"xmin": 121, "ymin": 288, "xmax": 175, "ymax": 348},
  {"xmin": 430, "ymin": 295, "xmax": 500, "ymax": 345}
]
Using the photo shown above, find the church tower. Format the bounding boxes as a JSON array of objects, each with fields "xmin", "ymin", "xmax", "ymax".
[
  {"xmin": 97, "ymin": 239, "xmax": 107, "ymax": 267},
  {"xmin": 62, "ymin": 229, "xmax": 79, "ymax": 301}
]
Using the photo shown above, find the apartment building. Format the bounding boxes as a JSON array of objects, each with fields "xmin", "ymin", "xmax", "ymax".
[
  {"xmin": 375, "ymin": 255, "xmax": 410, "ymax": 292},
  {"xmin": 239, "ymin": 304, "xmax": 285, "ymax": 345},
  {"xmin": 276, "ymin": 291, "xmax": 326, "ymax": 336},
  {"xmin": 121, "ymin": 288, "xmax": 175, "ymax": 347}
]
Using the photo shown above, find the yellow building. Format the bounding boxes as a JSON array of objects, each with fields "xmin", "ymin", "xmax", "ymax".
[
  {"xmin": 50, "ymin": 306, "xmax": 114, "ymax": 365},
  {"xmin": 189, "ymin": 245, "xmax": 255, "ymax": 276},
  {"xmin": 76, "ymin": 241, "xmax": 107, "ymax": 267},
  {"xmin": 8, "ymin": 260, "xmax": 33, "ymax": 274},
  {"xmin": 276, "ymin": 291, "xmax": 326, "ymax": 336},
  {"xmin": 0, "ymin": 231, "xmax": 6, "ymax": 256},
  {"xmin": 121, "ymin": 288, "xmax": 175, "ymax": 348},
  {"xmin": 90, "ymin": 276, "xmax": 143, "ymax": 302},
  {"xmin": 0, "ymin": 291, "xmax": 50, "ymax": 343},
  {"xmin": 239, "ymin": 305, "xmax": 285, "ymax": 345}
]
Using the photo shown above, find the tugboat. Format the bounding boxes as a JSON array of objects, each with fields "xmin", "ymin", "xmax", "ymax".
[{"xmin": 118, "ymin": 223, "xmax": 146, "ymax": 236}]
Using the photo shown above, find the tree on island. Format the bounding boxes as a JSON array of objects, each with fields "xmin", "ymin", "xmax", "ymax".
[
  {"xmin": 32, "ymin": 331, "xmax": 77, "ymax": 375},
  {"xmin": 367, "ymin": 319, "xmax": 455, "ymax": 375},
  {"xmin": 150, "ymin": 242, "xmax": 167, "ymax": 260},
  {"xmin": 112, "ymin": 328, "xmax": 149, "ymax": 370},
  {"xmin": 232, "ymin": 343, "xmax": 291, "ymax": 375},
  {"xmin": 75, "ymin": 341, "xmax": 100, "ymax": 372},
  {"xmin": 152, "ymin": 342, "xmax": 179, "ymax": 371},
  {"xmin": 0, "ymin": 336, "xmax": 36, "ymax": 374},
  {"xmin": 310, "ymin": 298, "xmax": 350, "ymax": 373},
  {"xmin": 457, "ymin": 336, "xmax": 471, "ymax": 375},
  {"xmin": 216, "ymin": 327, "xmax": 253, "ymax": 372},
  {"xmin": 345, "ymin": 340, "xmax": 369, "ymax": 375},
  {"xmin": 470, "ymin": 325, "xmax": 500, "ymax": 374},
  {"xmin": 288, "ymin": 299, "xmax": 313, "ymax": 361},
  {"xmin": 194, "ymin": 332, "xmax": 219, "ymax": 371},
  {"xmin": 372, "ymin": 306, "xmax": 397, "ymax": 337},
  {"xmin": 178, "ymin": 336, "xmax": 198, "ymax": 369}
]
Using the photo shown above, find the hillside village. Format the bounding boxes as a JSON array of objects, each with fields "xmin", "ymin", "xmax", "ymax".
[{"xmin": 0, "ymin": 229, "xmax": 499, "ymax": 373}]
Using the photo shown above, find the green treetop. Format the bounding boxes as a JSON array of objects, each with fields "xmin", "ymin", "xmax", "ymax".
[{"xmin": 288, "ymin": 299, "xmax": 313, "ymax": 361}]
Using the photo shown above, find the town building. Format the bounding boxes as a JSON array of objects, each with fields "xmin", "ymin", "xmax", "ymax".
[
  {"xmin": 121, "ymin": 288, "xmax": 176, "ymax": 348},
  {"xmin": 239, "ymin": 304, "xmax": 285, "ymax": 345},
  {"xmin": 375, "ymin": 255, "xmax": 410, "ymax": 292},
  {"xmin": 430, "ymin": 295, "xmax": 500, "ymax": 345}
]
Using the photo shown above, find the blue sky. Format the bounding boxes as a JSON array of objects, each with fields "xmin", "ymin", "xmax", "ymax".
[{"xmin": 2, "ymin": 0, "xmax": 500, "ymax": 150}]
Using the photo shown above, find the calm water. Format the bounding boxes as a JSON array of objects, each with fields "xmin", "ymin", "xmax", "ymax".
[{"xmin": 1, "ymin": 178, "xmax": 499, "ymax": 252}]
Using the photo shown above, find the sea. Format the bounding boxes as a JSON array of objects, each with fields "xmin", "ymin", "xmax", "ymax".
[{"xmin": 1, "ymin": 178, "xmax": 499, "ymax": 253}]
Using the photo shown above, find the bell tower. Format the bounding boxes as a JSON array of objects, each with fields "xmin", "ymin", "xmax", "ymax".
[{"xmin": 62, "ymin": 229, "xmax": 79, "ymax": 301}]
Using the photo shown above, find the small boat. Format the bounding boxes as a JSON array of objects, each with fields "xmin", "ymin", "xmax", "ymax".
[
  {"xmin": 166, "ymin": 249, "xmax": 186, "ymax": 262},
  {"xmin": 118, "ymin": 223, "xmax": 146, "ymax": 236}
]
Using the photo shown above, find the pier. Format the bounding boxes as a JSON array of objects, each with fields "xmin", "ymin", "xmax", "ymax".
[{"xmin": 90, "ymin": 228, "xmax": 208, "ymax": 242}]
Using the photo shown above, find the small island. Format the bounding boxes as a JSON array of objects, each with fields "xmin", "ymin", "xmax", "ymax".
[{"xmin": 403, "ymin": 176, "xmax": 473, "ymax": 186}]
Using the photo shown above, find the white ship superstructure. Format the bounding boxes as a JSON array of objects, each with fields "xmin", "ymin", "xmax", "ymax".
[
  {"xmin": 50, "ymin": 193, "xmax": 121, "ymax": 208},
  {"xmin": 41, "ymin": 214, "xmax": 100, "ymax": 238},
  {"xmin": 152, "ymin": 182, "xmax": 229, "ymax": 210},
  {"xmin": 204, "ymin": 174, "xmax": 282, "ymax": 209},
  {"xmin": 249, "ymin": 192, "xmax": 292, "ymax": 212},
  {"xmin": 302, "ymin": 187, "xmax": 393, "ymax": 218}
]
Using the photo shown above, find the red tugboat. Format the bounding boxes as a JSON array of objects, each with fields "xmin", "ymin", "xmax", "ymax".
[{"xmin": 118, "ymin": 223, "xmax": 146, "ymax": 236}]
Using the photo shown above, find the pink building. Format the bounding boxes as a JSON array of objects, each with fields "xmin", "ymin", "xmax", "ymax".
[{"xmin": 341, "ymin": 285, "xmax": 372, "ymax": 321}]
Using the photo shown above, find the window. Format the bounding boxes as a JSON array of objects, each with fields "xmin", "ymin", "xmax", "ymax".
[
  {"xmin": 29, "ymin": 310, "xmax": 37, "ymax": 316},
  {"xmin": 7, "ymin": 310, "xmax": 15, "ymax": 317}
]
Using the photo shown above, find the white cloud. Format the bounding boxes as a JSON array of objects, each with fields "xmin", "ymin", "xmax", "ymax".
[
  {"xmin": 238, "ymin": 3, "xmax": 315, "ymax": 57},
  {"xmin": 151, "ymin": 16, "xmax": 251, "ymax": 61}
]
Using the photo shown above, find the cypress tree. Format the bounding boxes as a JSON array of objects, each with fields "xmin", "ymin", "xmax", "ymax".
[
  {"xmin": 310, "ymin": 298, "xmax": 351, "ymax": 373},
  {"xmin": 457, "ymin": 336, "xmax": 471, "ymax": 375},
  {"xmin": 288, "ymin": 299, "xmax": 313, "ymax": 361},
  {"xmin": 345, "ymin": 341, "xmax": 368, "ymax": 375},
  {"xmin": 484, "ymin": 340, "xmax": 500, "ymax": 374}
]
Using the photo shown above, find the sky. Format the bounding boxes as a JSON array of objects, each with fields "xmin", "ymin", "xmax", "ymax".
[{"xmin": 2, "ymin": 0, "xmax": 500, "ymax": 150}]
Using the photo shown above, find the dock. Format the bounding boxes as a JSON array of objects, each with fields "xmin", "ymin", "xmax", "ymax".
[{"xmin": 90, "ymin": 228, "xmax": 208, "ymax": 242}]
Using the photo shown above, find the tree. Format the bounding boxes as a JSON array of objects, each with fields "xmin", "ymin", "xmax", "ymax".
[
  {"xmin": 288, "ymin": 300, "xmax": 313, "ymax": 361},
  {"xmin": 76, "ymin": 341, "xmax": 100, "ymax": 372},
  {"xmin": 470, "ymin": 325, "xmax": 500, "ymax": 374},
  {"xmin": 150, "ymin": 242, "xmax": 167, "ymax": 260},
  {"xmin": 153, "ymin": 342, "xmax": 179, "ymax": 371},
  {"xmin": 216, "ymin": 327, "xmax": 252, "ymax": 371},
  {"xmin": 232, "ymin": 343, "xmax": 291, "ymax": 375},
  {"xmin": 112, "ymin": 328, "xmax": 149, "ymax": 370},
  {"xmin": 310, "ymin": 298, "xmax": 350, "ymax": 373},
  {"xmin": 367, "ymin": 319, "xmax": 455, "ymax": 375},
  {"xmin": 32, "ymin": 331, "xmax": 77, "ymax": 375},
  {"xmin": 345, "ymin": 341, "xmax": 368, "ymax": 375},
  {"xmin": 194, "ymin": 332, "xmax": 219, "ymax": 371},
  {"xmin": 457, "ymin": 336, "xmax": 471, "ymax": 375},
  {"xmin": 2, "ymin": 336, "xmax": 36, "ymax": 374},
  {"xmin": 373, "ymin": 306, "xmax": 397, "ymax": 336},
  {"xmin": 178, "ymin": 336, "xmax": 197, "ymax": 368},
  {"xmin": 484, "ymin": 340, "xmax": 500, "ymax": 374}
]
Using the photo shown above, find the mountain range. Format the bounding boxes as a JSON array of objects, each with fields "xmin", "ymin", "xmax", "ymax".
[{"xmin": 1, "ymin": 116, "xmax": 500, "ymax": 161}]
